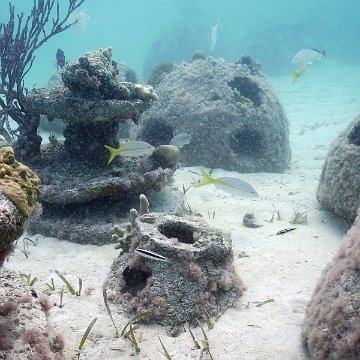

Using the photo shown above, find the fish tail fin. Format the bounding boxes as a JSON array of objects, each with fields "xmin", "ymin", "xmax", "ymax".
[
  {"xmin": 292, "ymin": 70, "xmax": 302, "ymax": 84},
  {"xmin": 104, "ymin": 145, "xmax": 120, "ymax": 164},
  {"xmin": 193, "ymin": 168, "xmax": 214, "ymax": 188},
  {"xmin": 322, "ymin": 50, "xmax": 327, "ymax": 58}
]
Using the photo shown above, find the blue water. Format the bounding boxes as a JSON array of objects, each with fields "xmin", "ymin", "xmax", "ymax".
[{"xmin": 1, "ymin": 0, "xmax": 360, "ymax": 86}]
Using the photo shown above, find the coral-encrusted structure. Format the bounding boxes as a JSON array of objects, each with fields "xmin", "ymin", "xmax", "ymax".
[
  {"xmin": 0, "ymin": 268, "xmax": 65, "ymax": 359},
  {"xmin": 136, "ymin": 56, "xmax": 290, "ymax": 172},
  {"xmin": 106, "ymin": 211, "xmax": 244, "ymax": 335},
  {"xmin": 302, "ymin": 213, "xmax": 360, "ymax": 359},
  {"xmin": 24, "ymin": 49, "xmax": 178, "ymax": 244},
  {"xmin": 317, "ymin": 115, "xmax": 360, "ymax": 222},
  {"xmin": 0, "ymin": 147, "xmax": 40, "ymax": 251},
  {"xmin": 0, "ymin": 147, "xmax": 40, "ymax": 217}
]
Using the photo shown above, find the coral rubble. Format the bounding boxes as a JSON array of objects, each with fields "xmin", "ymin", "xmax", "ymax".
[
  {"xmin": 317, "ymin": 115, "xmax": 360, "ymax": 222},
  {"xmin": 302, "ymin": 213, "xmax": 360, "ymax": 359},
  {"xmin": 106, "ymin": 210, "xmax": 245, "ymax": 334},
  {"xmin": 136, "ymin": 56, "xmax": 291, "ymax": 172}
]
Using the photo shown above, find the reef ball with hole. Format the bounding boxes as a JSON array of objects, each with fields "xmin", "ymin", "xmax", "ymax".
[
  {"xmin": 105, "ymin": 213, "xmax": 245, "ymax": 334},
  {"xmin": 135, "ymin": 56, "xmax": 290, "ymax": 172}
]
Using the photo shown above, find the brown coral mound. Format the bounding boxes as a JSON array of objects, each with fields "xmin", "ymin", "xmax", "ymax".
[
  {"xmin": 0, "ymin": 147, "xmax": 41, "ymax": 216},
  {"xmin": 302, "ymin": 214, "xmax": 360, "ymax": 359}
]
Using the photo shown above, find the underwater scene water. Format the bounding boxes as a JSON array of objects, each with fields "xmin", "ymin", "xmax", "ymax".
[{"xmin": 1, "ymin": 0, "xmax": 360, "ymax": 359}]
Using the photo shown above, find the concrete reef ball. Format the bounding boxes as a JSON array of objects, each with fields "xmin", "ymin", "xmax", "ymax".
[
  {"xmin": 317, "ymin": 115, "xmax": 360, "ymax": 222},
  {"xmin": 302, "ymin": 213, "xmax": 360, "ymax": 359},
  {"xmin": 106, "ymin": 212, "xmax": 245, "ymax": 335},
  {"xmin": 136, "ymin": 56, "xmax": 290, "ymax": 173}
]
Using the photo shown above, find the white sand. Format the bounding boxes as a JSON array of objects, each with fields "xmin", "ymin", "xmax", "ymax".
[{"xmin": 4, "ymin": 62, "xmax": 360, "ymax": 359}]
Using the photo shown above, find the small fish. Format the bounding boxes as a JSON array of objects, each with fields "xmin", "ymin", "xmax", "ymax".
[
  {"xmin": 30, "ymin": 289, "xmax": 38, "ymax": 298},
  {"xmin": 276, "ymin": 227, "xmax": 296, "ymax": 235},
  {"xmin": 56, "ymin": 48, "xmax": 65, "ymax": 70},
  {"xmin": 134, "ymin": 248, "xmax": 169, "ymax": 262},
  {"xmin": 292, "ymin": 48, "xmax": 326, "ymax": 67},
  {"xmin": 104, "ymin": 141, "xmax": 154, "ymax": 164},
  {"xmin": 255, "ymin": 298, "xmax": 275, "ymax": 307},
  {"xmin": 209, "ymin": 20, "xmax": 220, "ymax": 52},
  {"xmin": 193, "ymin": 168, "xmax": 258, "ymax": 198},
  {"xmin": 169, "ymin": 132, "xmax": 191, "ymax": 148},
  {"xmin": 0, "ymin": 134, "xmax": 7, "ymax": 147}
]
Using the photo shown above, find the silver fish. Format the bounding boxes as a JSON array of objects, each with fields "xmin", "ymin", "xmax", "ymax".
[
  {"xmin": 134, "ymin": 248, "xmax": 169, "ymax": 262},
  {"xmin": 209, "ymin": 20, "xmax": 220, "ymax": 52},
  {"xmin": 0, "ymin": 134, "xmax": 7, "ymax": 147},
  {"xmin": 292, "ymin": 48, "xmax": 326, "ymax": 66},
  {"xmin": 169, "ymin": 133, "xmax": 191, "ymax": 148}
]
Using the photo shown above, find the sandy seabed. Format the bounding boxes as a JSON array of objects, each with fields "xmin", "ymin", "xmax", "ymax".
[{"xmin": 4, "ymin": 62, "xmax": 360, "ymax": 359}]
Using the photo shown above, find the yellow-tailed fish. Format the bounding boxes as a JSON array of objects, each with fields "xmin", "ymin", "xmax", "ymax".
[
  {"xmin": 292, "ymin": 65, "xmax": 307, "ymax": 84},
  {"xmin": 193, "ymin": 169, "xmax": 258, "ymax": 198},
  {"xmin": 104, "ymin": 141, "xmax": 154, "ymax": 164}
]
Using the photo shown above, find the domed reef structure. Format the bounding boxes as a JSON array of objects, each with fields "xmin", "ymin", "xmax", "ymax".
[
  {"xmin": 135, "ymin": 56, "xmax": 291, "ymax": 172},
  {"xmin": 302, "ymin": 212, "xmax": 360, "ymax": 359},
  {"xmin": 317, "ymin": 115, "xmax": 360, "ymax": 222},
  {"xmin": 105, "ymin": 201, "xmax": 245, "ymax": 336},
  {"xmin": 24, "ymin": 49, "xmax": 179, "ymax": 244}
]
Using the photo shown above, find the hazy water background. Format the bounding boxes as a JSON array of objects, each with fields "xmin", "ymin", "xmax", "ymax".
[{"xmin": 1, "ymin": 0, "xmax": 359, "ymax": 87}]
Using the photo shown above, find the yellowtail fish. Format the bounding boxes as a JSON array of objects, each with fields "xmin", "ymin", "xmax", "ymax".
[
  {"xmin": 134, "ymin": 248, "xmax": 169, "ymax": 262},
  {"xmin": 193, "ymin": 168, "xmax": 258, "ymax": 198},
  {"xmin": 292, "ymin": 64, "xmax": 307, "ymax": 84},
  {"xmin": 209, "ymin": 20, "xmax": 220, "ymax": 52},
  {"xmin": 104, "ymin": 141, "xmax": 154, "ymax": 164},
  {"xmin": 169, "ymin": 132, "xmax": 191, "ymax": 148}
]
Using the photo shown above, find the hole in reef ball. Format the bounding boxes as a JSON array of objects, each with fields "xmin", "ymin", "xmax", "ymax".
[
  {"xmin": 157, "ymin": 221, "xmax": 196, "ymax": 244},
  {"xmin": 140, "ymin": 121, "xmax": 173, "ymax": 147},
  {"xmin": 122, "ymin": 266, "xmax": 151, "ymax": 296},
  {"xmin": 229, "ymin": 128, "xmax": 263, "ymax": 157},
  {"xmin": 348, "ymin": 122, "xmax": 360, "ymax": 146},
  {"xmin": 228, "ymin": 76, "xmax": 262, "ymax": 107}
]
